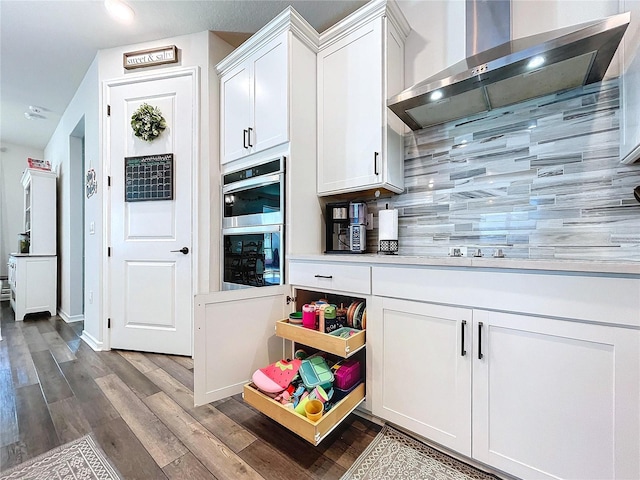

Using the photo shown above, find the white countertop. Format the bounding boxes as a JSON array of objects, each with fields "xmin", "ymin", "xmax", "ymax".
[{"xmin": 288, "ymin": 253, "xmax": 640, "ymax": 275}]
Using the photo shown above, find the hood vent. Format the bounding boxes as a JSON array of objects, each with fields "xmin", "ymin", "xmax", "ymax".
[{"xmin": 388, "ymin": 4, "xmax": 630, "ymax": 131}]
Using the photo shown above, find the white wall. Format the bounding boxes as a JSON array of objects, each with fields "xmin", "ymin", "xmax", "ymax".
[
  {"xmin": 45, "ymin": 58, "xmax": 99, "ymax": 326},
  {"xmin": 97, "ymin": 31, "xmax": 232, "ymax": 298},
  {"xmin": 398, "ymin": 0, "xmax": 621, "ymax": 88},
  {"xmin": 43, "ymin": 30, "xmax": 232, "ymax": 350},
  {"xmin": 0, "ymin": 143, "xmax": 44, "ymax": 277},
  {"xmin": 398, "ymin": 0, "xmax": 465, "ymax": 89}
]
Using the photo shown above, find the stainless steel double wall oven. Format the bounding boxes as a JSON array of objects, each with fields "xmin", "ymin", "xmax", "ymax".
[{"xmin": 222, "ymin": 156, "xmax": 285, "ymax": 290}]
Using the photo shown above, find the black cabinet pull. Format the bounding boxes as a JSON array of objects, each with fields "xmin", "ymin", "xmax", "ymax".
[
  {"xmin": 314, "ymin": 274, "xmax": 333, "ymax": 279},
  {"xmin": 374, "ymin": 151, "xmax": 379, "ymax": 175},
  {"xmin": 478, "ymin": 322, "xmax": 484, "ymax": 359},
  {"xmin": 243, "ymin": 129, "xmax": 248, "ymax": 149},
  {"xmin": 461, "ymin": 320, "xmax": 467, "ymax": 356},
  {"xmin": 248, "ymin": 127, "xmax": 253, "ymax": 147}
]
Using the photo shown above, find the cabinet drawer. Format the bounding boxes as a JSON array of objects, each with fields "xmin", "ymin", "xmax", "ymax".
[
  {"xmin": 243, "ymin": 382, "xmax": 365, "ymax": 445},
  {"xmin": 276, "ymin": 319, "xmax": 365, "ymax": 358},
  {"xmin": 289, "ymin": 261, "xmax": 371, "ymax": 295}
]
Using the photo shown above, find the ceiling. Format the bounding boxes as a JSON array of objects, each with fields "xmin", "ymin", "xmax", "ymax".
[{"xmin": 0, "ymin": 0, "xmax": 367, "ymax": 151}]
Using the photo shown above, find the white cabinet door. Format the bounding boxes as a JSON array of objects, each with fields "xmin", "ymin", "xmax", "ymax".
[
  {"xmin": 473, "ymin": 310, "xmax": 640, "ymax": 480},
  {"xmin": 193, "ymin": 285, "xmax": 288, "ymax": 406},
  {"xmin": 370, "ymin": 296, "xmax": 472, "ymax": 455},
  {"xmin": 251, "ymin": 35, "xmax": 288, "ymax": 154},
  {"xmin": 221, "ymin": 64, "xmax": 251, "ymax": 164},
  {"xmin": 220, "ymin": 33, "xmax": 289, "ymax": 165},
  {"xmin": 317, "ymin": 17, "xmax": 383, "ymax": 195}
]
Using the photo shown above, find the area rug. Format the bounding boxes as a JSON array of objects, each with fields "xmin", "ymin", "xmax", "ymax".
[
  {"xmin": 342, "ymin": 425, "xmax": 498, "ymax": 480},
  {"xmin": 0, "ymin": 434, "xmax": 122, "ymax": 480}
]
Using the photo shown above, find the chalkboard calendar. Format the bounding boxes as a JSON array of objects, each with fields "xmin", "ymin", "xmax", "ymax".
[{"xmin": 124, "ymin": 153, "xmax": 173, "ymax": 202}]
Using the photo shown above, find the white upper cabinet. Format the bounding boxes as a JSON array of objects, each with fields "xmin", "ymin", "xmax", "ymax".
[
  {"xmin": 317, "ymin": 0, "xmax": 410, "ymax": 196},
  {"xmin": 220, "ymin": 32, "xmax": 288, "ymax": 164},
  {"xmin": 619, "ymin": 0, "xmax": 640, "ymax": 164},
  {"xmin": 221, "ymin": 63, "xmax": 252, "ymax": 163}
]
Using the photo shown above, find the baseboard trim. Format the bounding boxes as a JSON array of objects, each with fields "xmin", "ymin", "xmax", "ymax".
[
  {"xmin": 80, "ymin": 330, "xmax": 105, "ymax": 351},
  {"xmin": 58, "ymin": 310, "xmax": 84, "ymax": 324}
]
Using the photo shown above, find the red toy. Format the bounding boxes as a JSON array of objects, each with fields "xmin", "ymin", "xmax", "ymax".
[{"xmin": 252, "ymin": 359, "xmax": 301, "ymax": 394}]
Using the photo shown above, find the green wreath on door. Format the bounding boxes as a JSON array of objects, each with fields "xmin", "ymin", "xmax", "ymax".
[{"xmin": 130, "ymin": 103, "xmax": 167, "ymax": 142}]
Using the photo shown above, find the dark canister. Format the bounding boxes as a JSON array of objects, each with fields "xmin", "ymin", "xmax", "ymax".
[{"xmin": 326, "ymin": 303, "xmax": 346, "ymax": 334}]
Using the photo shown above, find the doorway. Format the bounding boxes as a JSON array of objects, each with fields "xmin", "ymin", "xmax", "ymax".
[{"xmin": 68, "ymin": 118, "xmax": 85, "ymax": 321}]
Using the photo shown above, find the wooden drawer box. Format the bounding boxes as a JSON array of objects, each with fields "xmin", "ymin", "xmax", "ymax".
[
  {"xmin": 243, "ymin": 382, "xmax": 365, "ymax": 445},
  {"xmin": 289, "ymin": 261, "xmax": 371, "ymax": 295},
  {"xmin": 276, "ymin": 319, "xmax": 365, "ymax": 357}
]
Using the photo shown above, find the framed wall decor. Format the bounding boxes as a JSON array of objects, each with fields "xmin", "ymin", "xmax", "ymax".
[
  {"xmin": 124, "ymin": 153, "xmax": 173, "ymax": 202},
  {"xmin": 123, "ymin": 45, "xmax": 178, "ymax": 70},
  {"xmin": 86, "ymin": 168, "xmax": 97, "ymax": 198}
]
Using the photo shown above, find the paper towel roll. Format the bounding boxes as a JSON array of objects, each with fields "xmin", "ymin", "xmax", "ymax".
[{"xmin": 378, "ymin": 208, "xmax": 398, "ymax": 240}]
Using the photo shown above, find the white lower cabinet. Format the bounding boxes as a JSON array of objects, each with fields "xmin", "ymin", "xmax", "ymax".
[
  {"xmin": 369, "ymin": 297, "xmax": 472, "ymax": 456},
  {"xmin": 194, "ymin": 261, "xmax": 370, "ymax": 445},
  {"xmin": 472, "ymin": 310, "xmax": 639, "ymax": 480},
  {"xmin": 370, "ymin": 296, "xmax": 640, "ymax": 480},
  {"xmin": 8, "ymin": 254, "xmax": 57, "ymax": 321}
]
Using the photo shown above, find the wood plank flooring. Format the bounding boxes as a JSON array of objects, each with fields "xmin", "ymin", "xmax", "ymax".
[{"xmin": 0, "ymin": 302, "xmax": 381, "ymax": 478}]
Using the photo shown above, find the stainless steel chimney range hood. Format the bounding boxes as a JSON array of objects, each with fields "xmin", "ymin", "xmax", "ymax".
[{"xmin": 388, "ymin": 10, "xmax": 630, "ymax": 131}]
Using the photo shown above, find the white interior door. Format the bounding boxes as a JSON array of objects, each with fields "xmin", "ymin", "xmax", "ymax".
[{"xmin": 107, "ymin": 69, "xmax": 196, "ymax": 356}]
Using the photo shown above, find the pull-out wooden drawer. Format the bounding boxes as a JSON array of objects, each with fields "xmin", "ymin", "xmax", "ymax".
[
  {"xmin": 276, "ymin": 319, "xmax": 365, "ymax": 357},
  {"xmin": 289, "ymin": 261, "xmax": 371, "ymax": 295},
  {"xmin": 243, "ymin": 382, "xmax": 365, "ymax": 445}
]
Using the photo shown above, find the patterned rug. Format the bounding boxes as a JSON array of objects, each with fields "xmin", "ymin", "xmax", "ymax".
[
  {"xmin": 342, "ymin": 425, "xmax": 498, "ymax": 480},
  {"xmin": 0, "ymin": 434, "xmax": 122, "ymax": 480}
]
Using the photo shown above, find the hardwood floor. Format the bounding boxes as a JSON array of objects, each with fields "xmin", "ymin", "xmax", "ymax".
[{"xmin": 0, "ymin": 302, "xmax": 381, "ymax": 479}]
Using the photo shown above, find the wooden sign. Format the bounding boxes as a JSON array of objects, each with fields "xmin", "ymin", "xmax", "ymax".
[
  {"xmin": 123, "ymin": 45, "xmax": 178, "ymax": 70},
  {"xmin": 124, "ymin": 153, "xmax": 173, "ymax": 202}
]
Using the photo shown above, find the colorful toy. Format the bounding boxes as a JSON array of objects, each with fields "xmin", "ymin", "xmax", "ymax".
[
  {"xmin": 333, "ymin": 359, "xmax": 361, "ymax": 390},
  {"xmin": 252, "ymin": 358, "xmax": 301, "ymax": 394},
  {"xmin": 299, "ymin": 356, "xmax": 334, "ymax": 389}
]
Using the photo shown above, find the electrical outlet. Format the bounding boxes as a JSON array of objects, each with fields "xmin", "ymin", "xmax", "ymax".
[
  {"xmin": 89, "ymin": 222, "xmax": 95, "ymax": 235},
  {"xmin": 89, "ymin": 291, "xmax": 93, "ymax": 304},
  {"xmin": 448, "ymin": 246, "xmax": 467, "ymax": 257}
]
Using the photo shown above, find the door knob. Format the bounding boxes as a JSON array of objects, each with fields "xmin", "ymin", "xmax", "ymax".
[{"xmin": 171, "ymin": 247, "xmax": 189, "ymax": 254}]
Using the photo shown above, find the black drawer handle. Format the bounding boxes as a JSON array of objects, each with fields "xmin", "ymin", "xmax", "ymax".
[
  {"xmin": 314, "ymin": 275, "xmax": 333, "ymax": 279},
  {"xmin": 374, "ymin": 151, "xmax": 379, "ymax": 175},
  {"xmin": 243, "ymin": 129, "xmax": 248, "ymax": 149},
  {"xmin": 461, "ymin": 320, "xmax": 467, "ymax": 357},
  {"xmin": 478, "ymin": 322, "xmax": 484, "ymax": 359},
  {"xmin": 247, "ymin": 127, "xmax": 253, "ymax": 147}
]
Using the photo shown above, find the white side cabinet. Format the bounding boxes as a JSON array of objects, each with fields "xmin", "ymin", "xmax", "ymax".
[
  {"xmin": 317, "ymin": 0, "xmax": 409, "ymax": 196},
  {"xmin": 8, "ymin": 254, "xmax": 57, "ymax": 321},
  {"xmin": 22, "ymin": 168, "xmax": 57, "ymax": 255}
]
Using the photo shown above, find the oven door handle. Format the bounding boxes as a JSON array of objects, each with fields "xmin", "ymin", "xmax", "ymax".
[{"xmin": 222, "ymin": 173, "xmax": 283, "ymax": 195}]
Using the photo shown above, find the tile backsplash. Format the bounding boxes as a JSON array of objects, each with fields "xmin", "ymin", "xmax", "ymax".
[{"xmin": 369, "ymin": 79, "xmax": 640, "ymax": 261}]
